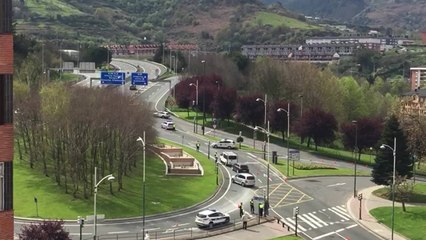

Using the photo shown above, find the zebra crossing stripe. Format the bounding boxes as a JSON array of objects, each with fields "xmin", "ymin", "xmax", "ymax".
[
  {"xmin": 303, "ymin": 213, "xmax": 324, "ymax": 228},
  {"xmin": 286, "ymin": 217, "xmax": 307, "ymax": 232},
  {"xmin": 328, "ymin": 208, "xmax": 350, "ymax": 220},
  {"xmin": 298, "ymin": 215, "xmax": 318, "ymax": 229},
  {"xmin": 331, "ymin": 206, "xmax": 351, "ymax": 218},
  {"xmin": 335, "ymin": 205, "xmax": 351, "ymax": 217},
  {"xmin": 308, "ymin": 212, "xmax": 329, "ymax": 226}
]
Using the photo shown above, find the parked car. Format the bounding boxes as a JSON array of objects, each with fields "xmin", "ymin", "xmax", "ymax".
[
  {"xmin": 129, "ymin": 85, "xmax": 137, "ymax": 90},
  {"xmin": 153, "ymin": 111, "xmax": 170, "ymax": 119},
  {"xmin": 211, "ymin": 139, "xmax": 236, "ymax": 149},
  {"xmin": 232, "ymin": 163, "xmax": 249, "ymax": 173},
  {"xmin": 232, "ymin": 173, "xmax": 255, "ymax": 187},
  {"xmin": 219, "ymin": 151, "xmax": 238, "ymax": 166},
  {"xmin": 195, "ymin": 209, "xmax": 230, "ymax": 228},
  {"xmin": 161, "ymin": 121, "xmax": 175, "ymax": 130}
]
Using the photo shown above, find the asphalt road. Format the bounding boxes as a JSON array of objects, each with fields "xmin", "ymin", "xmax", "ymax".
[{"xmin": 14, "ymin": 59, "xmax": 382, "ymax": 240}]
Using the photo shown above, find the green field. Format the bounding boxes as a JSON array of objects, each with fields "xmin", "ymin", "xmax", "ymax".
[
  {"xmin": 14, "ymin": 139, "xmax": 217, "ymax": 219},
  {"xmin": 373, "ymin": 183, "xmax": 426, "ymax": 203},
  {"xmin": 251, "ymin": 12, "xmax": 320, "ymax": 30},
  {"xmin": 25, "ymin": 0, "xmax": 84, "ymax": 17},
  {"xmin": 370, "ymin": 207, "xmax": 426, "ymax": 240}
]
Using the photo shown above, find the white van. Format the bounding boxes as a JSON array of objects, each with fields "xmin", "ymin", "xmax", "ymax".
[{"xmin": 220, "ymin": 152, "xmax": 238, "ymax": 166}]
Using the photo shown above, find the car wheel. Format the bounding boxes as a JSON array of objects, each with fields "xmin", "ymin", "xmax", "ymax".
[
  {"xmin": 227, "ymin": 146, "xmax": 232, "ymax": 149},
  {"xmin": 224, "ymin": 217, "xmax": 230, "ymax": 224},
  {"xmin": 232, "ymin": 178, "xmax": 235, "ymax": 183},
  {"xmin": 242, "ymin": 182, "xmax": 245, "ymax": 187},
  {"xmin": 209, "ymin": 222, "xmax": 214, "ymax": 229}
]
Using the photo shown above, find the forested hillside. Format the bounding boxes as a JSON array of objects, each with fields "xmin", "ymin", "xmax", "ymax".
[
  {"xmin": 13, "ymin": 0, "xmax": 326, "ymax": 49},
  {"xmin": 263, "ymin": 0, "xmax": 426, "ymax": 31}
]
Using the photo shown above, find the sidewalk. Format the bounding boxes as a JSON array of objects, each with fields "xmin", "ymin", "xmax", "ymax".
[
  {"xmin": 202, "ymin": 219, "xmax": 293, "ymax": 240},
  {"xmin": 346, "ymin": 186, "xmax": 408, "ymax": 240}
]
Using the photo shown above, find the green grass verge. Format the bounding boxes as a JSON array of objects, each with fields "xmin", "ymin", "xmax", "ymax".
[
  {"xmin": 370, "ymin": 206, "xmax": 426, "ymax": 240},
  {"xmin": 271, "ymin": 160, "xmax": 370, "ymax": 178},
  {"xmin": 373, "ymin": 183, "xmax": 426, "ymax": 203},
  {"xmin": 14, "ymin": 139, "xmax": 217, "ymax": 219},
  {"xmin": 25, "ymin": 0, "xmax": 84, "ymax": 17},
  {"xmin": 251, "ymin": 12, "xmax": 320, "ymax": 30}
]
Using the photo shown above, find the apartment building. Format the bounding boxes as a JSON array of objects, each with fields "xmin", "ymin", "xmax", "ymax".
[
  {"xmin": 0, "ymin": 0, "xmax": 14, "ymax": 239},
  {"xmin": 410, "ymin": 67, "xmax": 426, "ymax": 91}
]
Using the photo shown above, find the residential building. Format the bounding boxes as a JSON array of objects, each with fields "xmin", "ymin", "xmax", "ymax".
[
  {"xmin": 410, "ymin": 67, "xmax": 426, "ymax": 91},
  {"xmin": 400, "ymin": 89, "xmax": 426, "ymax": 117},
  {"xmin": 106, "ymin": 44, "xmax": 199, "ymax": 56},
  {"xmin": 0, "ymin": 0, "xmax": 14, "ymax": 239}
]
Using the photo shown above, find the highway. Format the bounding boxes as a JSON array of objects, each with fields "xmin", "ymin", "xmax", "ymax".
[{"xmin": 14, "ymin": 58, "xmax": 381, "ymax": 240}]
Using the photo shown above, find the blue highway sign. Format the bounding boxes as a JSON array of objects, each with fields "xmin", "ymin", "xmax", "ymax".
[
  {"xmin": 100, "ymin": 72, "xmax": 126, "ymax": 85},
  {"xmin": 131, "ymin": 72, "xmax": 148, "ymax": 86}
]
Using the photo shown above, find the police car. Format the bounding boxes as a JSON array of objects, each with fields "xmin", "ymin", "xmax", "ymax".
[{"xmin": 195, "ymin": 209, "xmax": 230, "ymax": 228}]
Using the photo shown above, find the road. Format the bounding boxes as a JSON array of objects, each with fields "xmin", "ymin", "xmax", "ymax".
[{"xmin": 14, "ymin": 58, "xmax": 381, "ymax": 240}]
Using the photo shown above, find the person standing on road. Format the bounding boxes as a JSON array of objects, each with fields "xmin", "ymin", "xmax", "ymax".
[
  {"xmin": 214, "ymin": 152, "xmax": 218, "ymax": 163},
  {"xmin": 144, "ymin": 231, "xmax": 150, "ymax": 240},
  {"xmin": 250, "ymin": 198, "xmax": 254, "ymax": 214},
  {"xmin": 241, "ymin": 210, "xmax": 250, "ymax": 229},
  {"xmin": 239, "ymin": 202, "xmax": 244, "ymax": 218},
  {"xmin": 196, "ymin": 141, "xmax": 200, "ymax": 151},
  {"xmin": 258, "ymin": 202, "xmax": 264, "ymax": 218}
]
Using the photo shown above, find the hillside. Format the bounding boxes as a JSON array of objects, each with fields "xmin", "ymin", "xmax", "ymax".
[
  {"xmin": 263, "ymin": 0, "xmax": 426, "ymax": 31},
  {"xmin": 13, "ymin": 0, "xmax": 323, "ymax": 49}
]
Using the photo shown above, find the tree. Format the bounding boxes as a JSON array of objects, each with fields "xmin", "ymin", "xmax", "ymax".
[
  {"xmin": 295, "ymin": 109, "xmax": 338, "ymax": 150},
  {"xmin": 211, "ymin": 87, "xmax": 237, "ymax": 122},
  {"xmin": 80, "ymin": 47, "xmax": 110, "ymax": 67},
  {"xmin": 236, "ymin": 94, "xmax": 264, "ymax": 126},
  {"xmin": 372, "ymin": 115, "xmax": 412, "ymax": 185},
  {"xmin": 341, "ymin": 117, "xmax": 383, "ymax": 161},
  {"xmin": 395, "ymin": 175, "xmax": 414, "ymax": 212},
  {"xmin": 19, "ymin": 220, "xmax": 71, "ymax": 240}
]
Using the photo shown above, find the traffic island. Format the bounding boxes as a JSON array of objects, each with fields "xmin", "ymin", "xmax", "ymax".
[{"xmin": 151, "ymin": 144, "xmax": 203, "ymax": 176}]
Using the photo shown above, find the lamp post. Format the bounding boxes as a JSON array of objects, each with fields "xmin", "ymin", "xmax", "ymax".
[
  {"xmin": 299, "ymin": 95, "xmax": 303, "ymax": 118},
  {"xmin": 256, "ymin": 94, "xmax": 268, "ymax": 157},
  {"xmin": 137, "ymin": 132, "xmax": 146, "ymax": 238},
  {"xmin": 189, "ymin": 80, "xmax": 199, "ymax": 133},
  {"xmin": 352, "ymin": 120, "xmax": 358, "ymax": 197},
  {"xmin": 277, "ymin": 103, "xmax": 290, "ymax": 176},
  {"xmin": 380, "ymin": 137, "xmax": 397, "ymax": 240},
  {"xmin": 254, "ymin": 121, "xmax": 270, "ymax": 199},
  {"xmin": 201, "ymin": 60, "xmax": 206, "ymax": 135},
  {"xmin": 93, "ymin": 167, "xmax": 115, "ymax": 239}
]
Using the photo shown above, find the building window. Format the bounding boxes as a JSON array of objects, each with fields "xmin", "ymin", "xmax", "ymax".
[{"xmin": 0, "ymin": 162, "xmax": 3, "ymax": 211}]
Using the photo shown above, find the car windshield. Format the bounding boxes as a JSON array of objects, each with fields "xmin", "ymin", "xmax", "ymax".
[
  {"xmin": 197, "ymin": 213, "xmax": 207, "ymax": 218},
  {"xmin": 228, "ymin": 155, "xmax": 237, "ymax": 160},
  {"xmin": 240, "ymin": 165, "xmax": 249, "ymax": 169},
  {"xmin": 247, "ymin": 176, "xmax": 255, "ymax": 180}
]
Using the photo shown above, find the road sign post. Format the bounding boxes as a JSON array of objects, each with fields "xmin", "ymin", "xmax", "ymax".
[
  {"xmin": 131, "ymin": 72, "xmax": 148, "ymax": 86},
  {"xmin": 100, "ymin": 72, "xmax": 126, "ymax": 85}
]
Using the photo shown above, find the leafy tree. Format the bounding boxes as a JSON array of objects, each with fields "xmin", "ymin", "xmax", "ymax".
[
  {"xmin": 372, "ymin": 115, "xmax": 412, "ymax": 186},
  {"xmin": 339, "ymin": 76, "xmax": 368, "ymax": 121},
  {"xmin": 395, "ymin": 175, "xmax": 414, "ymax": 212},
  {"xmin": 295, "ymin": 109, "xmax": 337, "ymax": 150},
  {"xmin": 80, "ymin": 47, "xmax": 110, "ymax": 67},
  {"xmin": 19, "ymin": 220, "xmax": 70, "ymax": 240},
  {"xmin": 236, "ymin": 94, "xmax": 264, "ymax": 126},
  {"xmin": 211, "ymin": 87, "xmax": 237, "ymax": 122},
  {"xmin": 341, "ymin": 117, "xmax": 383, "ymax": 164}
]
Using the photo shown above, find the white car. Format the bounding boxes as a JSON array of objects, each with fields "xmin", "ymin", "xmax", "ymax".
[
  {"xmin": 161, "ymin": 121, "xmax": 175, "ymax": 130},
  {"xmin": 232, "ymin": 173, "xmax": 255, "ymax": 187},
  {"xmin": 195, "ymin": 209, "xmax": 230, "ymax": 228},
  {"xmin": 153, "ymin": 111, "xmax": 170, "ymax": 119},
  {"xmin": 211, "ymin": 139, "xmax": 236, "ymax": 149}
]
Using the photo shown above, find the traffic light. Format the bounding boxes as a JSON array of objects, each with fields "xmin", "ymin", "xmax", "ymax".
[
  {"xmin": 77, "ymin": 216, "xmax": 85, "ymax": 226},
  {"xmin": 294, "ymin": 206, "xmax": 299, "ymax": 215}
]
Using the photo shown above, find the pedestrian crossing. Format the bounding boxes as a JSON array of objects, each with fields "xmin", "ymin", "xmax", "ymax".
[{"xmin": 280, "ymin": 205, "xmax": 351, "ymax": 232}]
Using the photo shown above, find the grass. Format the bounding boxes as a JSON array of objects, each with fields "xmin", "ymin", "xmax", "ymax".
[
  {"xmin": 251, "ymin": 12, "xmax": 320, "ymax": 30},
  {"xmin": 25, "ymin": 0, "xmax": 84, "ymax": 17},
  {"xmin": 14, "ymin": 139, "xmax": 217, "ymax": 219},
  {"xmin": 373, "ymin": 183, "xmax": 426, "ymax": 203},
  {"xmin": 59, "ymin": 72, "xmax": 81, "ymax": 82},
  {"xmin": 271, "ymin": 160, "xmax": 370, "ymax": 178},
  {"xmin": 370, "ymin": 206, "xmax": 426, "ymax": 240}
]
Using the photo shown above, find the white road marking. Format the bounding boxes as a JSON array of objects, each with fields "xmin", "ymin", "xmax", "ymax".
[
  {"xmin": 326, "ymin": 183, "xmax": 346, "ymax": 187},
  {"xmin": 298, "ymin": 215, "xmax": 318, "ymax": 229},
  {"xmin": 108, "ymin": 231, "xmax": 129, "ymax": 234},
  {"xmin": 312, "ymin": 224, "xmax": 358, "ymax": 240},
  {"xmin": 328, "ymin": 208, "xmax": 350, "ymax": 220}
]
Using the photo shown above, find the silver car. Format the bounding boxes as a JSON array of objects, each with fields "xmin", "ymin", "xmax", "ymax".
[
  {"xmin": 211, "ymin": 139, "xmax": 236, "ymax": 149},
  {"xmin": 232, "ymin": 173, "xmax": 255, "ymax": 187},
  {"xmin": 195, "ymin": 209, "xmax": 230, "ymax": 228}
]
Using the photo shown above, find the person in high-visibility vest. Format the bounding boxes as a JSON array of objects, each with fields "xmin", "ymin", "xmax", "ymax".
[
  {"xmin": 258, "ymin": 202, "xmax": 264, "ymax": 217},
  {"xmin": 250, "ymin": 198, "xmax": 254, "ymax": 214}
]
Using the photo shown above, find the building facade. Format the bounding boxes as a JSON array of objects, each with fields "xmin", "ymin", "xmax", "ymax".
[
  {"xmin": 400, "ymin": 89, "xmax": 426, "ymax": 117},
  {"xmin": 0, "ymin": 0, "xmax": 14, "ymax": 239},
  {"xmin": 410, "ymin": 67, "xmax": 426, "ymax": 91}
]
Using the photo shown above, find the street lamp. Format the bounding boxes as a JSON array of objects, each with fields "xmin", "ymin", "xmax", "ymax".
[
  {"xmin": 93, "ymin": 167, "xmax": 115, "ymax": 239},
  {"xmin": 189, "ymin": 80, "xmax": 199, "ymax": 133},
  {"xmin": 380, "ymin": 137, "xmax": 397, "ymax": 240},
  {"xmin": 352, "ymin": 120, "xmax": 358, "ymax": 197},
  {"xmin": 137, "ymin": 132, "xmax": 146, "ymax": 239},
  {"xmin": 277, "ymin": 103, "xmax": 290, "ymax": 176},
  {"xmin": 299, "ymin": 94, "xmax": 303, "ymax": 118},
  {"xmin": 256, "ymin": 94, "xmax": 267, "ymax": 127},
  {"xmin": 201, "ymin": 60, "xmax": 206, "ymax": 135},
  {"xmin": 254, "ymin": 121, "xmax": 270, "ymax": 200}
]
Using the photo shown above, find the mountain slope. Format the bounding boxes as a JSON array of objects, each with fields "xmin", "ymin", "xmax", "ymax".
[{"xmin": 262, "ymin": 0, "xmax": 426, "ymax": 31}]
